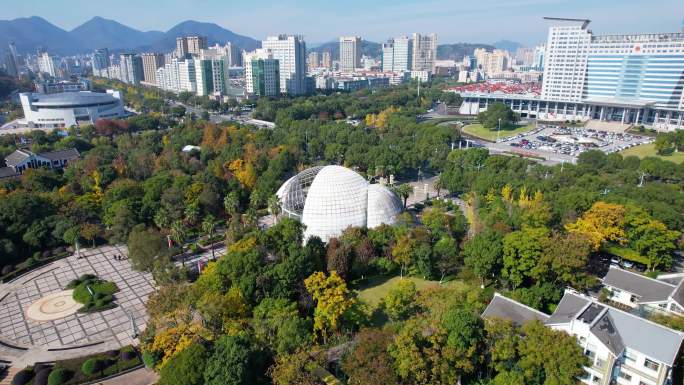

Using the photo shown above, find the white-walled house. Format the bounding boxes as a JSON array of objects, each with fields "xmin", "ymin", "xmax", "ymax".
[
  {"xmin": 602, "ymin": 266, "xmax": 684, "ymax": 316},
  {"xmin": 483, "ymin": 290, "xmax": 684, "ymax": 385}
]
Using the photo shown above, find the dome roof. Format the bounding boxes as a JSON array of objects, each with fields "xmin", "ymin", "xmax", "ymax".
[
  {"xmin": 302, "ymin": 166, "xmax": 368, "ymax": 242},
  {"xmin": 276, "ymin": 165, "xmax": 403, "ymax": 242},
  {"xmin": 367, "ymin": 184, "xmax": 403, "ymax": 229}
]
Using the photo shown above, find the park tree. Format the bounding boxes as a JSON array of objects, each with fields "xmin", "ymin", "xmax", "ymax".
[
  {"xmin": 252, "ymin": 298, "xmax": 311, "ymax": 354},
  {"xmin": 383, "ymin": 278, "xmax": 418, "ymax": 321},
  {"xmin": 565, "ymin": 201, "xmax": 625, "ymax": 251},
  {"xmin": 394, "ymin": 183, "xmax": 414, "ymax": 209},
  {"xmin": 477, "ymin": 102, "xmax": 518, "ymax": 129},
  {"xmin": 625, "ymin": 206, "xmax": 680, "ymax": 270},
  {"xmin": 268, "ymin": 349, "xmax": 326, "ymax": 385},
  {"xmin": 157, "ymin": 343, "xmax": 208, "ymax": 385},
  {"xmin": 502, "ymin": 227, "xmax": 550, "ymax": 288},
  {"xmin": 463, "ymin": 230, "xmax": 504, "ymax": 287},
  {"xmin": 326, "ymin": 238, "xmax": 354, "ymax": 280},
  {"xmin": 341, "ymin": 328, "xmax": 398, "ymax": 385},
  {"xmin": 127, "ymin": 226, "xmax": 168, "ymax": 272},
  {"xmin": 304, "ymin": 271, "xmax": 356, "ymax": 343},
  {"xmin": 201, "ymin": 214, "xmax": 219, "ymax": 260},
  {"xmin": 203, "ymin": 334, "xmax": 262, "ymax": 385}
]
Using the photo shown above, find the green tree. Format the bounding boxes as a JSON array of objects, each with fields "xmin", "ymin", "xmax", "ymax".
[
  {"xmin": 341, "ymin": 328, "xmax": 398, "ymax": 385},
  {"xmin": 203, "ymin": 334, "xmax": 260, "ymax": 385},
  {"xmin": 502, "ymin": 227, "xmax": 549, "ymax": 288},
  {"xmin": 268, "ymin": 349, "xmax": 325, "ymax": 385},
  {"xmin": 394, "ymin": 184, "xmax": 414, "ymax": 209},
  {"xmin": 477, "ymin": 102, "xmax": 518, "ymax": 129},
  {"xmin": 158, "ymin": 343, "xmax": 209, "ymax": 385},
  {"xmin": 252, "ymin": 298, "xmax": 311, "ymax": 354},
  {"xmin": 463, "ymin": 230, "xmax": 504, "ymax": 287},
  {"xmin": 383, "ymin": 279, "xmax": 418, "ymax": 321},
  {"xmin": 201, "ymin": 214, "xmax": 219, "ymax": 260},
  {"xmin": 127, "ymin": 226, "xmax": 168, "ymax": 272}
]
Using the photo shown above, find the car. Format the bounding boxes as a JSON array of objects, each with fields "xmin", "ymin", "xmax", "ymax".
[
  {"xmin": 621, "ymin": 260, "xmax": 635, "ymax": 269},
  {"xmin": 610, "ymin": 256, "xmax": 621, "ymax": 266}
]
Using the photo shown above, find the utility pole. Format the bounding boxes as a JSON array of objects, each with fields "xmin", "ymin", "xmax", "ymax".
[
  {"xmin": 638, "ymin": 172, "xmax": 647, "ymax": 187},
  {"xmin": 497, "ymin": 118, "xmax": 502, "ymax": 142}
]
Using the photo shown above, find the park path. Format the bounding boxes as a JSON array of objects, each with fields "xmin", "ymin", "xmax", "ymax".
[{"xmin": 98, "ymin": 367, "xmax": 158, "ymax": 385}]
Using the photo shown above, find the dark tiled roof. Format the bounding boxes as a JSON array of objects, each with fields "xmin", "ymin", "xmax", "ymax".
[
  {"xmin": 38, "ymin": 148, "xmax": 80, "ymax": 162},
  {"xmin": 602, "ymin": 266, "xmax": 674, "ymax": 303},
  {"xmin": 590, "ymin": 312, "xmax": 625, "ymax": 356},
  {"xmin": 670, "ymin": 281, "xmax": 684, "ymax": 309},
  {"xmin": 4, "ymin": 149, "xmax": 33, "ymax": 167},
  {"xmin": 545, "ymin": 291, "xmax": 590, "ymax": 325},
  {"xmin": 0, "ymin": 167, "xmax": 18, "ymax": 178},
  {"xmin": 481, "ymin": 293, "xmax": 550, "ymax": 326}
]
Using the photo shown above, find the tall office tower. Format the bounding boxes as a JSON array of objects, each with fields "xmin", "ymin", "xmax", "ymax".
[
  {"xmin": 533, "ymin": 45, "xmax": 545, "ymax": 70},
  {"xmin": 176, "ymin": 36, "xmax": 208, "ymax": 57},
  {"xmin": 261, "ymin": 35, "xmax": 307, "ymax": 95},
  {"xmin": 542, "ymin": 17, "xmax": 684, "ymax": 111},
  {"xmin": 321, "ymin": 51, "xmax": 332, "ymax": 69},
  {"xmin": 411, "ymin": 33, "xmax": 437, "ymax": 72},
  {"xmin": 307, "ymin": 51, "xmax": 319, "ymax": 71},
  {"xmin": 141, "ymin": 53, "xmax": 165, "ymax": 85},
  {"xmin": 194, "ymin": 59, "xmax": 213, "ymax": 96},
  {"xmin": 244, "ymin": 49, "xmax": 280, "ymax": 96},
  {"xmin": 4, "ymin": 42, "xmax": 19, "ymax": 77},
  {"xmin": 339, "ymin": 36, "xmax": 361, "ymax": 72},
  {"xmin": 91, "ymin": 48, "xmax": 110, "ymax": 77},
  {"xmin": 381, "ymin": 41, "xmax": 394, "ymax": 72},
  {"xmin": 201, "ymin": 43, "xmax": 241, "ymax": 67},
  {"xmin": 119, "ymin": 53, "xmax": 144, "ymax": 84},
  {"xmin": 37, "ymin": 52, "xmax": 57, "ymax": 77}
]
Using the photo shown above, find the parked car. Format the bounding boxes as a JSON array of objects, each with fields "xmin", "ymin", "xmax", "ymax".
[
  {"xmin": 610, "ymin": 256, "xmax": 621, "ymax": 266},
  {"xmin": 621, "ymin": 260, "xmax": 635, "ymax": 269}
]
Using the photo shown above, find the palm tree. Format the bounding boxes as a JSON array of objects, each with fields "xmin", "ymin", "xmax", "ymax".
[
  {"xmin": 267, "ymin": 195, "xmax": 281, "ymax": 219},
  {"xmin": 223, "ymin": 192, "xmax": 239, "ymax": 218},
  {"xmin": 394, "ymin": 184, "xmax": 414, "ymax": 209},
  {"xmin": 201, "ymin": 215, "xmax": 218, "ymax": 260},
  {"xmin": 434, "ymin": 175, "xmax": 445, "ymax": 199},
  {"xmin": 154, "ymin": 208, "xmax": 171, "ymax": 230},
  {"xmin": 184, "ymin": 202, "xmax": 200, "ymax": 225},
  {"xmin": 170, "ymin": 220, "xmax": 187, "ymax": 249}
]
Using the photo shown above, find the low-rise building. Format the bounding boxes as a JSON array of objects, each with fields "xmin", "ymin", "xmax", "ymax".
[
  {"xmin": 602, "ymin": 265, "xmax": 684, "ymax": 316},
  {"xmin": 0, "ymin": 148, "xmax": 80, "ymax": 179},
  {"xmin": 483, "ymin": 290, "xmax": 684, "ymax": 385},
  {"xmin": 19, "ymin": 90, "xmax": 125, "ymax": 128}
]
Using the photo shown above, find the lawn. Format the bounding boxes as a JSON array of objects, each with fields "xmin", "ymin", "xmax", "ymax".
[
  {"xmin": 354, "ymin": 275, "xmax": 464, "ymax": 307},
  {"xmin": 619, "ymin": 143, "xmax": 684, "ymax": 164},
  {"xmin": 462, "ymin": 123, "xmax": 536, "ymax": 141}
]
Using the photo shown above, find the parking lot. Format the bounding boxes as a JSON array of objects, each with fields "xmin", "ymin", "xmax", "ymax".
[{"xmin": 499, "ymin": 125, "xmax": 654, "ymax": 158}]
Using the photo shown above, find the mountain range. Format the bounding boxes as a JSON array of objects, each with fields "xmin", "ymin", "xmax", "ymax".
[
  {"xmin": 0, "ymin": 15, "xmax": 521, "ymax": 61},
  {"xmin": 0, "ymin": 16, "xmax": 260, "ymax": 55}
]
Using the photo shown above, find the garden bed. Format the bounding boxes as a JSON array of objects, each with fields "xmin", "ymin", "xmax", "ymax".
[{"xmin": 66, "ymin": 275, "xmax": 119, "ymax": 313}]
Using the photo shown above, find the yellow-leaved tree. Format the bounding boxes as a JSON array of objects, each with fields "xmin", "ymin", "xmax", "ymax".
[
  {"xmin": 304, "ymin": 271, "xmax": 356, "ymax": 343},
  {"xmin": 565, "ymin": 201, "xmax": 626, "ymax": 251}
]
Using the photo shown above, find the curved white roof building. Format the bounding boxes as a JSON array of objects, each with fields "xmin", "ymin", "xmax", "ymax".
[
  {"xmin": 19, "ymin": 90, "xmax": 126, "ymax": 129},
  {"xmin": 276, "ymin": 165, "xmax": 402, "ymax": 242}
]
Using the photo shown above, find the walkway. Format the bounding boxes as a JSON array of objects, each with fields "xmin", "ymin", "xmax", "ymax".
[{"xmin": 99, "ymin": 367, "xmax": 158, "ymax": 385}]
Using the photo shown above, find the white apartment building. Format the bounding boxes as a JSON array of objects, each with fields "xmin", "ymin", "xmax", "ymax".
[
  {"xmin": 119, "ymin": 53, "xmax": 143, "ymax": 85},
  {"xmin": 321, "ymin": 51, "xmax": 332, "ymax": 69},
  {"xmin": 339, "ymin": 36, "xmax": 361, "ymax": 72},
  {"xmin": 474, "ymin": 48, "xmax": 512, "ymax": 76},
  {"xmin": 261, "ymin": 35, "xmax": 307, "ymax": 95},
  {"xmin": 37, "ymin": 52, "xmax": 57, "ymax": 77},
  {"xmin": 411, "ymin": 33, "xmax": 437, "ymax": 72},
  {"xmin": 178, "ymin": 60, "xmax": 196, "ymax": 93},
  {"xmin": 483, "ymin": 290, "xmax": 684, "ymax": 385}
]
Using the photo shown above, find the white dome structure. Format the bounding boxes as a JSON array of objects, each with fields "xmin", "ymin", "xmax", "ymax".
[{"xmin": 276, "ymin": 165, "xmax": 402, "ymax": 242}]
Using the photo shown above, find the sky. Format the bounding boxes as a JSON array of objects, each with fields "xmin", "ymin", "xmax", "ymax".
[{"xmin": 4, "ymin": 0, "xmax": 684, "ymax": 46}]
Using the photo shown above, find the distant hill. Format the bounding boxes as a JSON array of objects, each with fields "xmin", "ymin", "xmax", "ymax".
[
  {"xmin": 0, "ymin": 16, "xmax": 260, "ymax": 55},
  {"xmin": 493, "ymin": 40, "xmax": 523, "ymax": 52},
  {"xmin": 138, "ymin": 20, "xmax": 260, "ymax": 52},
  {"xmin": 308, "ymin": 40, "xmax": 382, "ymax": 59},
  {"xmin": 437, "ymin": 43, "xmax": 496, "ymax": 61},
  {"xmin": 0, "ymin": 16, "xmax": 77, "ymax": 55},
  {"xmin": 69, "ymin": 17, "xmax": 163, "ymax": 51}
]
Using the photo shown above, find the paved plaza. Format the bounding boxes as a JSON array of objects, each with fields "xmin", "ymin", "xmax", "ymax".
[{"xmin": 0, "ymin": 245, "xmax": 155, "ymax": 366}]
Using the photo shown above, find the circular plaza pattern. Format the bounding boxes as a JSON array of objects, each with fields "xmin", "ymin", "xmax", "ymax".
[
  {"xmin": 26, "ymin": 290, "xmax": 81, "ymax": 322},
  {"xmin": 0, "ymin": 245, "xmax": 156, "ymax": 365}
]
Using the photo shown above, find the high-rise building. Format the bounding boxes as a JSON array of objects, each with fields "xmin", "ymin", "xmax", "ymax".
[
  {"xmin": 307, "ymin": 52, "xmax": 319, "ymax": 71},
  {"xmin": 382, "ymin": 36, "xmax": 412, "ymax": 72},
  {"xmin": 515, "ymin": 47, "xmax": 535, "ymax": 67},
  {"xmin": 156, "ymin": 58, "xmax": 182, "ymax": 93},
  {"xmin": 474, "ymin": 48, "xmax": 511, "ymax": 75},
  {"xmin": 339, "ymin": 36, "xmax": 361, "ymax": 72},
  {"xmin": 4, "ymin": 42, "xmax": 19, "ymax": 77},
  {"xmin": 411, "ymin": 33, "xmax": 437, "ymax": 72},
  {"xmin": 119, "ymin": 53, "xmax": 144, "ymax": 85},
  {"xmin": 201, "ymin": 43, "xmax": 241, "ymax": 67},
  {"xmin": 176, "ymin": 36, "xmax": 208, "ymax": 57},
  {"xmin": 261, "ymin": 35, "xmax": 307, "ymax": 95},
  {"xmin": 91, "ymin": 48, "xmax": 110, "ymax": 77},
  {"xmin": 244, "ymin": 49, "xmax": 280, "ymax": 97},
  {"xmin": 540, "ymin": 18, "xmax": 591, "ymax": 102},
  {"xmin": 37, "ymin": 52, "xmax": 57, "ymax": 77},
  {"xmin": 321, "ymin": 51, "xmax": 332, "ymax": 69},
  {"xmin": 178, "ymin": 60, "xmax": 197, "ymax": 93},
  {"xmin": 533, "ymin": 45, "xmax": 545, "ymax": 70},
  {"xmin": 141, "ymin": 53, "xmax": 165, "ymax": 85}
]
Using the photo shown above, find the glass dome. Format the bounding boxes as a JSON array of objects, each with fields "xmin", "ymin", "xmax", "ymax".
[{"xmin": 277, "ymin": 165, "xmax": 403, "ymax": 242}]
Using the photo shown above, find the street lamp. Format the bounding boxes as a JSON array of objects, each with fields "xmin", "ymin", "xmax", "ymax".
[{"xmin": 497, "ymin": 118, "xmax": 502, "ymax": 142}]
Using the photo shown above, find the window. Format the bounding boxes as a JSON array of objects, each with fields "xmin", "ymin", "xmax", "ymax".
[
  {"xmin": 584, "ymin": 349, "xmax": 596, "ymax": 359},
  {"xmin": 644, "ymin": 358, "xmax": 660, "ymax": 371},
  {"xmin": 618, "ymin": 371, "xmax": 632, "ymax": 381},
  {"xmin": 624, "ymin": 349, "xmax": 637, "ymax": 363}
]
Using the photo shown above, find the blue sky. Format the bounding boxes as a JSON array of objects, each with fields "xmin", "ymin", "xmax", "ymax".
[{"xmin": 4, "ymin": 0, "xmax": 684, "ymax": 46}]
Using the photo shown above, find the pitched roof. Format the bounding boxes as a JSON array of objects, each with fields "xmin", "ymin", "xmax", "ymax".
[
  {"xmin": 602, "ymin": 266, "xmax": 674, "ymax": 303},
  {"xmin": 481, "ymin": 293, "xmax": 550, "ymax": 326},
  {"xmin": 670, "ymin": 282, "xmax": 684, "ymax": 309},
  {"xmin": 4, "ymin": 149, "xmax": 34, "ymax": 167},
  {"xmin": 0, "ymin": 167, "xmax": 18, "ymax": 178},
  {"xmin": 38, "ymin": 148, "xmax": 80, "ymax": 162},
  {"xmin": 548, "ymin": 290, "xmax": 684, "ymax": 366}
]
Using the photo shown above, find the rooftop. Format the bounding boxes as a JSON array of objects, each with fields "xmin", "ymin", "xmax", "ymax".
[
  {"xmin": 481, "ymin": 293, "xmax": 550, "ymax": 326},
  {"xmin": 602, "ymin": 265, "xmax": 676, "ymax": 303},
  {"xmin": 24, "ymin": 91, "xmax": 119, "ymax": 108}
]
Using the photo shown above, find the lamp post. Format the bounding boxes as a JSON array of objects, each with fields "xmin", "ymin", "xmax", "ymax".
[{"xmin": 497, "ymin": 118, "xmax": 502, "ymax": 142}]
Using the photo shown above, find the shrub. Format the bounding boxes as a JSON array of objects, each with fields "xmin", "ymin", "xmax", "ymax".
[
  {"xmin": 121, "ymin": 349, "xmax": 137, "ymax": 361},
  {"xmin": 11, "ymin": 369, "xmax": 33, "ymax": 385},
  {"xmin": 34, "ymin": 368, "xmax": 52, "ymax": 385},
  {"xmin": 81, "ymin": 358, "xmax": 102, "ymax": 375},
  {"xmin": 142, "ymin": 350, "xmax": 159, "ymax": 368},
  {"xmin": 1, "ymin": 265, "xmax": 13, "ymax": 275},
  {"xmin": 106, "ymin": 349, "xmax": 120, "ymax": 358},
  {"xmin": 47, "ymin": 367, "xmax": 69, "ymax": 385},
  {"xmin": 26, "ymin": 257, "xmax": 37, "ymax": 267}
]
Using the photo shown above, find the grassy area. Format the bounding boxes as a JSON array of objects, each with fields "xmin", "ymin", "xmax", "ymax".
[
  {"xmin": 354, "ymin": 275, "xmax": 464, "ymax": 307},
  {"xmin": 602, "ymin": 244, "xmax": 650, "ymax": 266},
  {"xmin": 462, "ymin": 123, "xmax": 536, "ymax": 141},
  {"xmin": 620, "ymin": 143, "xmax": 684, "ymax": 164}
]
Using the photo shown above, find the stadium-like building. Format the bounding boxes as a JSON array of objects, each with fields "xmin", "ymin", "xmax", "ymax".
[
  {"xmin": 19, "ymin": 90, "xmax": 126, "ymax": 128},
  {"xmin": 276, "ymin": 165, "xmax": 403, "ymax": 242}
]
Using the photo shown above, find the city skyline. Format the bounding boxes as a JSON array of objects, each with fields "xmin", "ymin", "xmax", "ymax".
[{"xmin": 3, "ymin": 0, "xmax": 683, "ymax": 46}]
